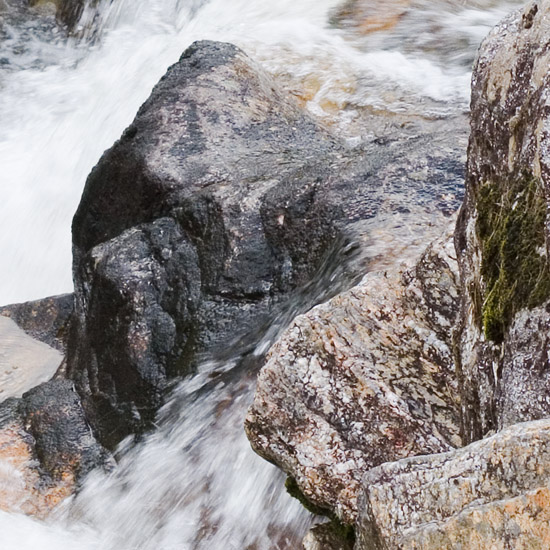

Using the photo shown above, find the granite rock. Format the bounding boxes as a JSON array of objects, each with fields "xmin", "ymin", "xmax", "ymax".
[
  {"xmin": 246, "ymin": 230, "xmax": 462, "ymax": 524},
  {"xmin": 454, "ymin": 0, "xmax": 550, "ymax": 442},
  {"xmin": 356, "ymin": 419, "xmax": 550, "ymax": 550}
]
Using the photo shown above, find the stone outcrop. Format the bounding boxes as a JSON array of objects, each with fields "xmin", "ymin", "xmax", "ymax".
[
  {"xmin": 454, "ymin": 0, "xmax": 550, "ymax": 442},
  {"xmin": 246, "ymin": 230, "xmax": 462, "ymax": 524},
  {"xmin": 356, "ymin": 419, "xmax": 550, "ymax": 550}
]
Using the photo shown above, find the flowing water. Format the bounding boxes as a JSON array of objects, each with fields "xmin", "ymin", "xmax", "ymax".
[{"xmin": 0, "ymin": 0, "xmax": 522, "ymax": 547}]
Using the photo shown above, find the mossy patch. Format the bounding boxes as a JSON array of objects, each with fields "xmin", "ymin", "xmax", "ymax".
[
  {"xmin": 476, "ymin": 172, "xmax": 550, "ymax": 343},
  {"xmin": 285, "ymin": 476, "xmax": 356, "ymax": 544}
]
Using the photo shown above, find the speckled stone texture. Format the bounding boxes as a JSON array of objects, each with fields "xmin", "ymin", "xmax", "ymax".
[
  {"xmin": 454, "ymin": 0, "xmax": 550, "ymax": 442},
  {"xmin": 246, "ymin": 230, "xmax": 462, "ymax": 524},
  {"xmin": 0, "ymin": 293, "xmax": 73, "ymax": 352},
  {"xmin": 356, "ymin": 419, "xmax": 550, "ymax": 550},
  {"xmin": 0, "ymin": 382, "xmax": 109, "ymax": 518}
]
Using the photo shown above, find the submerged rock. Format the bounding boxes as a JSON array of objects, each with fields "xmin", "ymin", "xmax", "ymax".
[
  {"xmin": 356, "ymin": 419, "xmax": 550, "ymax": 549},
  {"xmin": 454, "ymin": 0, "xmax": 550, "ymax": 442},
  {"xmin": 246, "ymin": 230, "xmax": 462, "ymax": 523}
]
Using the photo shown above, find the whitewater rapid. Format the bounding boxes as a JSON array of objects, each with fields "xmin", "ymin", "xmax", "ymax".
[{"xmin": 0, "ymin": 0, "xmax": 516, "ymax": 304}]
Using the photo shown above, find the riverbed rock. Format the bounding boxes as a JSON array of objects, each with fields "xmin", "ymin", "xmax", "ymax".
[
  {"xmin": 246, "ymin": 230, "xmax": 462, "ymax": 524},
  {"xmin": 29, "ymin": 0, "xmax": 87, "ymax": 28},
  {"xmin": 67, "ymin": 40, "xmax": 348, "ymax": 448},
  {"xmin": 0, "ymin": 293, "xmax": 73, "ymax": 352},
  {"xmin": 330, "ymin": 0, "xmax": 409, "ymax": 34},
  {"xmin": 454, "ymin": 0, "xmax": 550, "ymax": 442},
  {"xmin": 0, "ymin": 316, "xmax": 63, "ymax": 399},
  {"xmin": 0, "ymin": 380, "xmax": 108, "ymax": 517},
  {"xmin": 356, "ymin": 418, "xmax": 550, "ymax": 550}
]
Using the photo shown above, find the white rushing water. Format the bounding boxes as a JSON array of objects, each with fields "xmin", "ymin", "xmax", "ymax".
[
  {"xmin": 0, "ymin": 0, "xmax": 518, "ymax": 304},
  {"xmin": 0, "ymin": 0, "xmax": 522, "ymax": 548}
]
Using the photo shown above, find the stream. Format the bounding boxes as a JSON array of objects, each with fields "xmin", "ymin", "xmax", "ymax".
[{"xmin": 0, "ymin": 0, "xmax": 521, "ymax": 548}]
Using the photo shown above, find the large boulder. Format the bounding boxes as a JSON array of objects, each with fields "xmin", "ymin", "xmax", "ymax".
[
  {"xmin": 245, "ymin": 230, "xmax": 462, "ymax": 524},
  {"xmin": 356, "ymin": 419, "xmax": 550, "ymax": 550},
  {"xmin": 66, "ymin": 39, "xmax": 465, "ymax": 449},
  {"xmin": 67, "ymin": 40, "xmax": 345, "ymax": 448},
  {"xmin": 454, "ymin": 0, "xmax": 550, "ymax": 442}
]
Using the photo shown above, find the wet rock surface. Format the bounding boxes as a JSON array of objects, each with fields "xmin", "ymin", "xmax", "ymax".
[
  {"xmin": 0, "ymin": 380, "xmax": 108, "ymax": 517},
  {"xmin": 356, "ymin": 419, "xmax": 550, "ymax": 550},
  {"xmin": 0, "ymin": 293, "xmax": 73, "ymax": 352},
  {"xmin": 20, "ymin": 379, "xmax": 109, "ymax": 480},
  {"xmin": 67, "ymin": 40, "xmax": 345, "ymax": 448},
  {"xmin": 0, "ymin": 316, "xmax": 62, "ymax": 399},
  {"xmin": 303, "ymin": 522, "xmax": 354, "ymax": 550},
  {"xmin": 67, "ymin": 39, "xmax": 465, "ymax": 449},
  {"xmin": 246, "ymin": 230, "xmax": 462, "ymax": 523},
  {"xmin": 454, "ymin": 0, "xmax": 550, "ymax": 442}
]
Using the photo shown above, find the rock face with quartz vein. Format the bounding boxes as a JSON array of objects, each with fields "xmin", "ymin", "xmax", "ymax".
[{"xmin": 245, "ymin": 230, "xmax": 462, "ymax": 523}]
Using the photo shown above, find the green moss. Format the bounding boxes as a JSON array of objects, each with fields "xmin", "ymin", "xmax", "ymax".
[
  {"xmin": 284, "ymin": 476, "xmax": 356, "ymax": 544},
  {"xmin": 475, "ymin": 173, "xmax": 550, "ymax": 343}
]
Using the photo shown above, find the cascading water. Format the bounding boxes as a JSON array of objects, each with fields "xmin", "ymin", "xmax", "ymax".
[{"xmin": 0, "ymin": 0, "xmax": 522, "ymax": 547}]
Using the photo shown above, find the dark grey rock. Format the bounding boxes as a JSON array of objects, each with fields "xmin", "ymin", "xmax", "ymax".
[
  {"xmin": 0, "ymin": 293, "xmax": 73, "ymax": 352},
  {"xmin": 67, "ymin": 40, "xmax": 345, "ymax": 448},
  {"xmin": 20, "ymin": 379, "xmax": 109, "ymax": 480}
]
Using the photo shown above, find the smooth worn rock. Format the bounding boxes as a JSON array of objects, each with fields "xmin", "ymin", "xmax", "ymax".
[
  {"xmin": 454, "ymin": 0, "xmax": 550, "ymax": 442},
  {"xmin": 246, "ymin": 231, "xmax": 462, "ymax": 524},
  {"xmin": 0, "ymin": 293, "xmax": 73, "ymax": 352},
  {"xmin": 67, "ymin": 40, "xmax": 345, "ymax": 448},
  {"xmin": 356, "ymin": 419, "xmax": 550, "ymax": 550}
]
